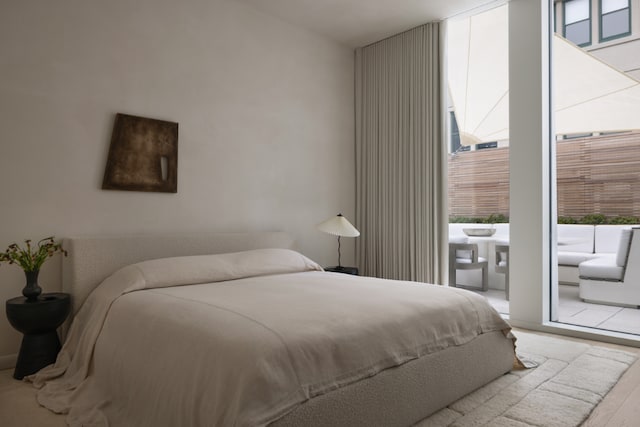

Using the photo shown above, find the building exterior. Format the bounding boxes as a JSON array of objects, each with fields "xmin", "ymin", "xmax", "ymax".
[
  {"xmin": 448, "ymin": 1, "xmax": 640, "ymax": 219},
  {"xmin": 555, "ymin": 0, "xmax": 640, "ymax": 80}
]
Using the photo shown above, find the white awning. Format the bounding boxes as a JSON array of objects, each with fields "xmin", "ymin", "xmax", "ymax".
[{"xmin": 447, "ymin": 4, "xmax": 640, "ymax": 145}]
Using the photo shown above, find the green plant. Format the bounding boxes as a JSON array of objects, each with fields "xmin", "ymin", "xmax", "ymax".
[
  {"xmin": 607, "ymin": 216, "xmax": 640, "ymax": 224},
  {"xmin": 0, "ymin": 237, "xmax": 67, "ymax": 272},
  {"xmin": 579, "ymin": 214, "xmax": 607, "ymax": 225},
  {"xmin": 558, "ymin": 216, "xmax": 578, "ymax": 224},
  {"xmin": 449, "ymin": 216, "xmax": 484, "ymax": 223},
  {"xmin": 451, "ymin": 213, "xmax": 640, "ymax": 225},
  {"xmin": 485, "ymin": 213, "xmax": 509, "ymax": 223}
]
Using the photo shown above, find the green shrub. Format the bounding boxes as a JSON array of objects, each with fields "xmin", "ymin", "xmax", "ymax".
[
  {"xmin": 449, "ymin": 216, "xmax": 484, "ymax": 223},
  {"xmin": 558, "ymin": 216, "xmax": 578, "ymax": 224},
  {"xmin": 451, "ymin": 214, "xmax": 640, "ymax": 225},
  {"xmin": 579, "ymin": 214, "xmax": 607, "ymax": 224},
  {"xmin": 607, "ymin": 216, "xmax": 640, "ymax": 224},
  {"xmin": 485, "ymin": 213, "xmax": 509, "ymax": 223}
]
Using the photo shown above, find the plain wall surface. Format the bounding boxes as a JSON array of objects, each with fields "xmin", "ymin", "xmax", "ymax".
[
  {"xmin": 0, "ymin": 0, "xmax": 355, "ymax": 364},
  {"xmin": 508, "ymin": 0, "xmax": 553, "ymax": 327}
]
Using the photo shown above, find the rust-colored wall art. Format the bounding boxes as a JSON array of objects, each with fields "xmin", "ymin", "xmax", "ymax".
[{"xmin": 102, "ymin": 113, "xmax": 178, "ymax": 193}]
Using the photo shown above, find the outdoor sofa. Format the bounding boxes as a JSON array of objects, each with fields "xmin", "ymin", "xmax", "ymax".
[{"xmin": 449, "ymin": 223, "xmax": 639, "ymax": 286}]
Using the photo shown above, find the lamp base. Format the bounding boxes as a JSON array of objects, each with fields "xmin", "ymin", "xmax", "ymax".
[{"xmin": 324, "ymin": 266, "xmax": 359, "ymax": 276}]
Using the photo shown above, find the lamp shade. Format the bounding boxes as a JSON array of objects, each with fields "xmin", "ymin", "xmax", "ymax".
[{"xmin": 316, "ymin": 214, "xmax": 360, "ymax": 237}]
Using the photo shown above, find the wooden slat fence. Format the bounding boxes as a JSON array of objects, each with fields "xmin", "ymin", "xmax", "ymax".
[{"xmin": 448, "ymin": 132, "xmax": 640, "ymax": 219}]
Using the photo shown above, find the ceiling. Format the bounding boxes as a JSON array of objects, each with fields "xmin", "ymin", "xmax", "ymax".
[{"xmin": 237, "ymin": 0, "xmax": 502, "ymax": 48}]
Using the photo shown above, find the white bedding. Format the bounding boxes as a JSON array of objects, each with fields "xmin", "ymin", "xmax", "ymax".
[{"xmin": 30, "ymin": 248, "xmax": 514, "ymax": 426}]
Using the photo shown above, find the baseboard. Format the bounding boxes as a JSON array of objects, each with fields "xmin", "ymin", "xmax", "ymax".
[{"xmin": 0, "ymin": 353, "xmax": 17, "ymax": 371}]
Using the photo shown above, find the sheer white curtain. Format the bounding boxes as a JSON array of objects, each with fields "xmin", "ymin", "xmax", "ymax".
[{"xmin": 355, "ymin": 22, "xmax": 447, "ymax": 283}]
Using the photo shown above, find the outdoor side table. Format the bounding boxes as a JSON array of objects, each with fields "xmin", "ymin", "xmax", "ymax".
[{"xmin": 6, "ymin": 293, "xmax": 70, "ymax": 380}]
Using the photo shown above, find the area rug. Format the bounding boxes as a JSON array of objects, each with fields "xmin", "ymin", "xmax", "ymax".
[{"xmin": 416, "ymin": 331, "xmax": 637, "ymax": 427}]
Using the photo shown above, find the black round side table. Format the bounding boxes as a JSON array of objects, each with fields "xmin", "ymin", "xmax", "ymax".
[{"xmin": 6, "ymin": 292, "xmax": 70, "ymax": 380}]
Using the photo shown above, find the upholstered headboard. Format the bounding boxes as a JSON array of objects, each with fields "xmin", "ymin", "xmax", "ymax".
[{"xmin": 62, "ymin": 232, "xmax": 295, "ymax": 315}]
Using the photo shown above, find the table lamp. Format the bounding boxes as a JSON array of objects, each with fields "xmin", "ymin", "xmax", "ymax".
[{"xmin": 317, "ymin": 213, "xmax": 360, "ymax": 272}]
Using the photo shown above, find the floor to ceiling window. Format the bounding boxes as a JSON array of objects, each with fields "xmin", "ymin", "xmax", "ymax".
[
  {"xmin": 498, "ymin": 0, "xmax": 640, "ymax": 347},
  {"xmin": 446, "ymin": 4, "xmax": 510, "ymax": 314},
  {"xmin": 446, "ymin": 0, "xmax": 640, "ymax": 346},
  {"xmin": 551, "ymin": 0, "xmax": 640, "ymax": 336}
]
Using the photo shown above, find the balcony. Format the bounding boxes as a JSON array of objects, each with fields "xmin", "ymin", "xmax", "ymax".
[
  {"xmin": 479, "ymin": 285, "xmax": 640, "ymax": 336},
  {"xmin": 450, "ymin": 223, "xmax": 640, "ymax": 336}
]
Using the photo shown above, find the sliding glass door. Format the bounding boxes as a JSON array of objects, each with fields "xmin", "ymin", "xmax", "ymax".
[{"xmin": 551, "ymin": 0, "xmax": 640, "ymax": 336}]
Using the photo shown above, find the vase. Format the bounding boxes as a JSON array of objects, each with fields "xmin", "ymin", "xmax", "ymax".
[{"xmin": 22, "ymin": 270, "xmax": 42, "ymax": 301}]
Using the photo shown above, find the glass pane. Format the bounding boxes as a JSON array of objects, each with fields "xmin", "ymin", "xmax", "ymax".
[
  {"xmin": 553, "ymin": 2, "xmax": 640, "ymax": 336},
  {"xmin": 565, "ymin": 20, "xmax": 591, "ymax": 45},
  {"xmin": 602, "ymin": 9, "xmax": 630, "ymax": 39},
  {"xmin": 602, "ymin": 0, "xmax": 629, "ymax": 14},
  {"xmin": 447, "ymin": 4, "xmax": 510, "ymax": 315},
  {"xmin": 565, "ymin": 0, "xmax": 590, "ymax": 24}
]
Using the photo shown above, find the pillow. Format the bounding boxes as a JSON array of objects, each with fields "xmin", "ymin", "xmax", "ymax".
[
  {"xmin": 136, "ymin": 248, "xmax": 323, "ymax": 289},
  {"xmin": 616, "ymin": 229, "xmax": 633, "ymax": 267}
]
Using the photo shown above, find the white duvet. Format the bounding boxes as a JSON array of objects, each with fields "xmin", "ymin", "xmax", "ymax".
[{"xmin": 29, "ymin": 248, "xmax": 513, "ymax": 426}]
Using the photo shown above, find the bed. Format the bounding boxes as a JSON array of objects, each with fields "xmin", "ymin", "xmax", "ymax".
[{"xmin": 29, "ymin": 232, "xmax": 517, "ymax": 426}]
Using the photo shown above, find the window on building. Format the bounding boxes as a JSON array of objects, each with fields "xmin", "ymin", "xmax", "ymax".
[
  {"xmin": 564, "ymin": 0, "xmax": 592, "ymax": 46},
  {"xmin": 562, "ymin": 132, "xmax": 593, "ymax": 139},
  {"xmin": 450, "ymin": 112, "xmax": 470, "ymax": 153},
  {"xmin": 476, "ymin": 142, "xmax": 498, "ymax": 150},
  {"xmin": 600, "ymin": 0, "xmax": 631, "ymax": 42}
]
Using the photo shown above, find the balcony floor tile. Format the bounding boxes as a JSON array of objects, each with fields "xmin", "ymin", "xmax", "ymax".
[{"xmin": 475, "ymin": 284, "xmax": 639, "ymax": 337}]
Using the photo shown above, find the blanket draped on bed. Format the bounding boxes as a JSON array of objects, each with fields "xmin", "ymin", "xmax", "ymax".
[{"xmin": 29, "ymin": 248, "xmax": 513, "ymax": 427}]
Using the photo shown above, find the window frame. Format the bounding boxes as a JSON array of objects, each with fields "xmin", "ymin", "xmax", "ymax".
[
  {"xmin": 563, "ymin": 0, "xmax": 593, "ymax": 47},
  {"xmin": 599, "ymin": 0, "xmax": 631, "ymax": 43}
]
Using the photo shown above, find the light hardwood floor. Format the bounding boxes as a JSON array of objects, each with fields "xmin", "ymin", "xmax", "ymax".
[
  {"xmin": 509, "ymin": 328, "xmax": 640, "ymax": 427},
  {"xmin": 0, "ymin": 328, "xmax": 638, "ymax": 426}
]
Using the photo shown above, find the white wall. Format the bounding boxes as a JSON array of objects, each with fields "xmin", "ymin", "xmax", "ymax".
[{"xmin": 0, "ymin": 0, "xmax": 355, "ymax": 364}]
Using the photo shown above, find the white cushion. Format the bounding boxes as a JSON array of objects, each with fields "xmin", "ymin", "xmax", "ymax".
[
  {"xmin": 558, "ymin": 251, "xmax": 600, "ymax": 266},
  {"xmin": 456, "ymin": 257, "xmax": 487, "ymax": 264},
  {"xmin": 616, "ymin": 229, "xmax": 633, "ymax": 267},
  {"xmin": 579, "ymin": 255, "xmax": 623, "ymax": 281},
  {"xmin": 557, "ymin": 224, "xmax": 594, "ymax": 253},
  {"xmin": 495, "ymin": 251, "xmax": 507, "ymax": 263},
  {"xmin": 595, "ymin": 225, "xmax": 638, "ymax": 253}
]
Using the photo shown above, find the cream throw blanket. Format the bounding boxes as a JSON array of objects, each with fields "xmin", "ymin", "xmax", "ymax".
[{"xmin": 29, "ymin": 248, "xmax": 513, "ymax": 426}]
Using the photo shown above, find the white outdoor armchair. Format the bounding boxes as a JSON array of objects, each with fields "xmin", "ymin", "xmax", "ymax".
[
  {"xmin": 495, "ymin": 244, "xmax": 509, "ymax": 301},
  {"xmin": 579, "ymin": 227, "xmax": 640, "ymax": 308},
  {"xmin": 449, "ymin": 240, "xmax": 488, "ymax": 291}
]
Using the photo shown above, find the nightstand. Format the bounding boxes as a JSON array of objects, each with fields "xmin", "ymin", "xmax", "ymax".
[
  {"xmin": 6, "ymin": 293, "xmax": 71, "ymax": 379},
  {"xmin": 324, "ymin": 266, "xmax": 359, "ymax": 275}
]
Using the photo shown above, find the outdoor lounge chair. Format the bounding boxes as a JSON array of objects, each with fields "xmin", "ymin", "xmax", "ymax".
[
  {"xmin": 579, "ymin": 227, "xmax": 640, "ymax": 308},
  {"xmin": 449, "ymin": 239, "xmax": 488, "ymax": 292},
  {"xmin": 495, "ymin": 243, "xmax": 509, "ymax": 301}
]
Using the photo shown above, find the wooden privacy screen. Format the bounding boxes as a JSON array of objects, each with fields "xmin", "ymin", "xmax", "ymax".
[
  {"xmin": 448, "ymin": 146, "xmax": 510, "ymax": 218},
  {"xmin": 102, "ymin": 113, "xmax": 178, "ymax": 193},
  {"xmin": 449, "ymin": 132, "xmax": 640, "ymax": 219}
]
